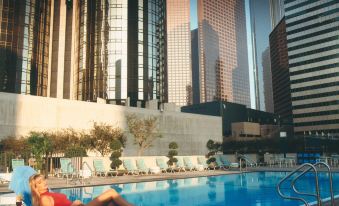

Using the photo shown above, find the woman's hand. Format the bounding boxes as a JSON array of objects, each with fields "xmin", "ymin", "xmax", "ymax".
[{"xmin": 71, "ymin": 200, "xmax": 84, "ymax": 206}]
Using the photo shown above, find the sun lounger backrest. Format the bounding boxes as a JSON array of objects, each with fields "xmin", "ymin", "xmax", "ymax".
[
  {"xmin": 136, "ymin": 159, "xmax": 147, "ymax": 170},
  {"xmin": 215, "ymin": 156, "xmax": 224, "ymax": 166},
  {"xmin": 123, "ymin": 159, "xmax": 137, "ymax": 171},
  {"xmin": 176, "ymin": 157, "xmax": 184, "ymax": 167},
  {"xmin": 156, "ymin": 158, "xmax": 167, "ymax": 169},
  {"xmin": 183, "ymin": 157, "xmax": 193, "ymax": 167},
  {"xmin": 11, "ymin": 159, "xmax": 24, "ymax": 171},
  {"xmin": 60, "ymin": 158, "xmax": 74, "ymax": 173},
  {"xmin": 93, "ymin": 159, "xmax": 105, "ymax": 172},
  {"xmin": 197, "ymin": 157, "xmax": 207, "ymax": 166}
]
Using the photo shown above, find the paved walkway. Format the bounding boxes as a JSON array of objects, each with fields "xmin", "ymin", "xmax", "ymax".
[{"xmin": 0, "ymin": 170, "xmax": 240, "ymax": 193}]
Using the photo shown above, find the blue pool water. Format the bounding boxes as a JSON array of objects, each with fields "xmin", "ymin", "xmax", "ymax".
[{"xmin": 55, "ymin": 172, "xmax": 339, "ymax": 206}]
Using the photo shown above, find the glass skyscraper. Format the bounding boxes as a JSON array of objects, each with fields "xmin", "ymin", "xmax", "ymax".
[
  {"xmin": 0, "ymin": 0, "xmax": 51, "ymax": 96},
  {"xmin": 166, "ymin": 0, "xmax": 192, "ymax": 106},
  {"xmin": 248, "ymin": 0, "xmax": 273, "ymax": 112},
  {"xmin": 198, "ymin": 0, "xmax": 250, "ymax": 107},
  {"xmin": 75, "ymin": 0, "xmax": 167, "ymax": 106},
  {"xmin": 285, "ymin": 0, "xmax": 339, "ymax": 137}
]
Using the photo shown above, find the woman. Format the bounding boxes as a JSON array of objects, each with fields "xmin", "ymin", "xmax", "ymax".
[{"xmin": 29, "ymin": 174, "xmax": 133, "ymax": 206}]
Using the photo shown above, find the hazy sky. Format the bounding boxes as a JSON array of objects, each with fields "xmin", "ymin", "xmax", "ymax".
[{"xmin": 190, "ymin": 0, "xmax": 198, "ymax": 29}]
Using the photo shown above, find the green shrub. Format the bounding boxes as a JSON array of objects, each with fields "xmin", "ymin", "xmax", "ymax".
[
  {"xmin": 167, "ymin": 141, "xmax": 178, "ymax": 166},
  {"xmin": 110, "ymin": 140, "xmax": 123, "ymax": 169}
]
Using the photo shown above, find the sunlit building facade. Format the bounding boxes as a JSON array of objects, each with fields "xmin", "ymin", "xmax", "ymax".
[
  {"xmin": 285, "ymin": 0, "xmax": 339, "ymax": 136},
  {"xmin": 75, "ymin": 0, "xmax": 167, "ymax": 106},
  {"xmin": 198, "ymin": 0, "xmax": 250, "ymax": 107},
  {"xmin": 0, "ymin": 0, "xmax": 51, "ymax": 96},
  {"xmin": 166, "ymin": 0, "xmax": 192, "ymax": 106}
]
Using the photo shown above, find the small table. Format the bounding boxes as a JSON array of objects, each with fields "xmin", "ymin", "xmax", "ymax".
[{"xmin": 149, "ymin": 166, "xmax": 161, "ymax": 174}]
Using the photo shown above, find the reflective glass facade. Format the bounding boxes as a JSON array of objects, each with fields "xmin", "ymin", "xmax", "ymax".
[
  {"xmin": 285, "ymin": 0, "xmax": 339, "ymax": 136},
  {"xmin": 198, "ymin": 0, "xmax": 250, "ymax": 107},
  {"xmin": 0, "ymin": 0, "xmax": 51, "ymax": 96},
  {"xmin": 75, "ymin": 0, "xmax": 166, "ymax": 105},
  {"xmin": 249, "ymin": 0, "xmax": 273, "ymax": 111},
  {"xmin": 166, "ymin": 0, "xmax": 192, "ymax": 106}
]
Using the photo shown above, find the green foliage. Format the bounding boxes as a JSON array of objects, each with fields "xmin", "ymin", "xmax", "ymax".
[
  {"xmin": 167, "ymin": 141, "xmax": 178, "ymax": 166},
  {"xmin": 89, "ymin": 122, "xmax": 126, "ymax": 156},
  {"xmin": 206, "ymin": 139, "xmax": 222, "ymax": 164},
  {"xmin": 110, "ymin": 139, "xmax": 123, "ymax": 169},
  {"xmin": 126, "ymin": 114, "xmax": 162, "ymax": 156},
  {"xmin": 169, "ymin": 142, "xmax": 178, "ymax": 149},
  {"xmin": 27, "ymin": 132, "xmax": 52, "ymax": 170},
  {"xmin": 64, "ymin": 146, "xmax": 87, "ymax": 157}
]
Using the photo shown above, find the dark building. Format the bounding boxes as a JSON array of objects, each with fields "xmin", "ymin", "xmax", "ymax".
[
  {"xmin": 269, "ymin": 17, "xmax": 293, "ymax": 136},
  {"xmin": 75, "ymin": 0, "xmax": 167, "ymax": 106},
  {"xmin": 181, "ymin": 101, "xmax": 279, "ymax": 137},
  {"xmin": 0, "ymin": 0, "xmax": 51, "ymax": 96},
  {"xmin": 191, "ymin": 29, "xmax": 200, "ymax": 105}
]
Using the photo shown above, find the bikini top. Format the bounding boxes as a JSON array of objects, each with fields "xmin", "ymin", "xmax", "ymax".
[{"xmin": 40, "ymin": 191, "xmax": 72, "ymax": 206}]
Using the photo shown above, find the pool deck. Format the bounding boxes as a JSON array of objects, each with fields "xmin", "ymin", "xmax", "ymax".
[{"xmin": 0, "ymin": 169, "xmax": 241, "ymax": 193}]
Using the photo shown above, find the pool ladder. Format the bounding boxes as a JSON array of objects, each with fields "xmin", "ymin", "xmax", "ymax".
[
  {"xmin": 276, "ymin": 162, "xmax": 334, "ymax": 206},
  {"xmin": 66, "ymin": 161, "xmax": 93, "ymax": 185}
]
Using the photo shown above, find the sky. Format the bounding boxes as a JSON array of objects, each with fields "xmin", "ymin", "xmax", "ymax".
[
  {"xmin": 190, "ymin": 0, "xmax": 198, "ymax": 29},
  {"xmin": 189, "ymin": 0, "xmax": 256, "ymax": 109}
]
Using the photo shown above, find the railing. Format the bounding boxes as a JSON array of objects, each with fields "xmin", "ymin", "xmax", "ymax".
[
  {"xmin": 66, "ymin": 161, "xmax": 93, "ymax": 185},
  {"xmin": 276, "ymin": 162, "xmax": 334, "ymax": 206},
  {"xmin": 238, "ymin": 154, "xmax": 257, "ymax": 171}
]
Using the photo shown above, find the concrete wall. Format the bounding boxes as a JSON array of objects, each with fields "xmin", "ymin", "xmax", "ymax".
[{"xmin": 0, "ymin": 92, "xmax": 222, "ymax": 156}]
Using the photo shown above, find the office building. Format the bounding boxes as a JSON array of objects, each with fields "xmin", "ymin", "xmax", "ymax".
[
  {"xmin": 191, "ymin": 29, "xmax": 200, "ymax": 105},
  {"xmin": 269, "ymin": 0, "xmax": 285, "ymax": 29},
  {"xmin": 285, "ymin": 0, "xmax": 339, "ymax": 137},
  {"xmin": 197, "ymin": 0, "xmax": 250, "ymax": 107},
  {"xmin": 269, "ymin": 17, "xmax": 293, "ymax": 136},
  {"xmin": 166, "ymin": 0, "xmax": 192, "ymax": 106},
  {"xmin": 0, "ymin": 0, "xmax": 51, "ymax": 96}
]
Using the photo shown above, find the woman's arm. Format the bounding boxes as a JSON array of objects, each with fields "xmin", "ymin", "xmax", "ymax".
[{"xmin": 40, "ymin": 196, "xmax": 54, "ymax": 206}]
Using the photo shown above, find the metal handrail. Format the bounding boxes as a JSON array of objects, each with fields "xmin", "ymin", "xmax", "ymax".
[
  {"xmin": 276, "ymin": 163, "xmax": 317, "ymax": 206},
  {"xmin": 238, "ymin": 154, "xmax": 257, "ymax": 167},
  {"xmin": 291, "ymin": 162, "xmax": 334, "ymax": 206}
]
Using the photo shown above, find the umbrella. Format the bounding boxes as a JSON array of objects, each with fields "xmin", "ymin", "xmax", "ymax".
[{"xmin": 9, "ymin": 166, "xmax": 37, "ymax": 206}]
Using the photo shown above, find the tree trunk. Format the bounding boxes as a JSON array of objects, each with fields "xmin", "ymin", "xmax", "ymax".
[{"xmin": 138, "ymin": 147, "xmax": 144, "ymax": 156}]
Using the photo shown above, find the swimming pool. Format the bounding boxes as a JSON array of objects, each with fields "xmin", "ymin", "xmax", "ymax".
[{"xmin": 55, "ymin": 172, "xmax": 339, "ymax": 206}]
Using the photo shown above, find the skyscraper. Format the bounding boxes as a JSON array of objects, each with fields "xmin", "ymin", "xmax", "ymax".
[
  {"xmin": 269, "ymin": 0, "xmax": 285, "ymax": 29},
  {"xmin": 248, "ymin": 0, "xmax": 273, "ymax": 111},
  {"xmin": 198, "ymin": 0, "xmax": 250, "ymax": 107},
  {"xmin": 166, "ymin": 0, "xmax": 192, "ymax": 106},
  {"xmin": 285, "ymin": 0, "xmax": 339, "ymax": 137},
  {"xmin": 0, "ymin": 0, "xmax": 51, "ymax": 96},
  {"xmin": 75, "ymin": 0, "xmax": 167, "ymax": 106},
  {"xmin": 269, "ymin": 18, "xmax": 293, "ymax": 134},
  {"xmin": 191, "ymin": 29, "xmax": 200, "ymax": 105}
]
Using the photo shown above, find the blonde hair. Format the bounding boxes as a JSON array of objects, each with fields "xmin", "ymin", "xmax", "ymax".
[{"xmin": 29, "ymin": 174, "xmax": 44, "ymax": 206}]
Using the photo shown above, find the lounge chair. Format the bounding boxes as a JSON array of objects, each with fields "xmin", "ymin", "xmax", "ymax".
[
  {"xmin": 197, "ymin": 157, "xmax": 210, "ymax": 170},
  {"xmin": 220, "ymin": 155, "xmax": 239, "ymax": 168},
  {"xmin": 136, "ymin": 159, "xmax": 149, "ymax": 174},
  {"xmin": 175, "ymin": 157, "xmax": 186, "ymax": 172},
  {"xmin": 156, "ymin": 158, "xmax": 171, "ymax": 173},
  {"xmin": 215, "ymin": 156, "xmax": 228, "ymax": 170},
  {"xmin": 59, "ymin": 158, "xmax": 76, "ymax": 178},
  {"xmin": 11, "ymin": 159, "xmax": 24, "ymax": 171},
  {"xmin": 93, "ymin": 159, "xmax": 117, "ymax": 177},
  {"xmin": 123, "ymin": 159, "xmax": 140, "ymax": 175},
  {"xmin": 183, "ymin": 157, "xmax": 196, "ymax": 171}
]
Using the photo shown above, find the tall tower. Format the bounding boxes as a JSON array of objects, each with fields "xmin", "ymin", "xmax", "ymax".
[
  {"xmin": 248, "ymin": 0, "xmax": 273, "ymax": 111},
  {"xmin": 198, "ymin": 0, "xmax": 250, "ymax": 107},
  {"xmin": 166, "ymin": 0, "xmax": 192, "ymax": 106},
  {"xmin": 0, "ymin": 0, "xmax": 51, "ymax": 96},
  {"xmin": 285, "ymin": 0, "xmax": 339, "ymax": 137},
  {"xmin": 269, "ymin": 18, "xmax": 293, "ymax": 135},
  {"xmin": 75, "ymin": 0, "xmax": 167, "ymax": 106}
]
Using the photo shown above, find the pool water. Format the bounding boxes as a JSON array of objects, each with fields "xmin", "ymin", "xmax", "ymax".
[{"xmin": 55, "ymin": 172, "xmax": 339, "ymax": 206}]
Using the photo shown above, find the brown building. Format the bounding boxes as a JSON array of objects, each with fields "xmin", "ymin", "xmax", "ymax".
[
  {"xmin": 269, "ymin": 17, "xmax": 293, "ymax": 134},
  {"xmin": 166, "ymin": 0, "xmax": 192, "ymax": 106},
  {"xmin": 197, "ymin": 0, "xmax": 250, "ymax": 107}
]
